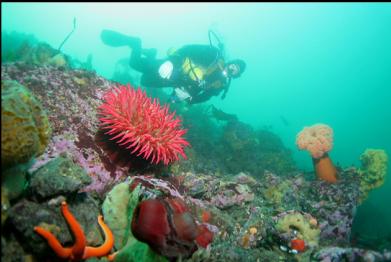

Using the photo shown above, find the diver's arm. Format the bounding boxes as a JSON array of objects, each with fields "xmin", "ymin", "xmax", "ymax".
[
  {"xmin": 188, "ymin": 73, "xmax": 231, "ymax": 104},
  {"xmin": 188, "ymin": 89, "xmax": 221, "ymax": 104},
  {"xmin": 220, "ymin": 79, "xmax": 231, "ymax": 100}
]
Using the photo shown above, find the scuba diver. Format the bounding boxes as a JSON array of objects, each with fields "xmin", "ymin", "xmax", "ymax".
[{"xmin": 100, "ymin": 29, "xmax": 246, "ymax": 104}]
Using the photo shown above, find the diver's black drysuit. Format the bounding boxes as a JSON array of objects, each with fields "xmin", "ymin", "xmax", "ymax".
[
  {"xmin": 129, "ymin": 42, "xmax": 231, "ymax": 104},
  {"xmin": 100, "ymin": 29, "xmax": 231, "ymax": 104}
]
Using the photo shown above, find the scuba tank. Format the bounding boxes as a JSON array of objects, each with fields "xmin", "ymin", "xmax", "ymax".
[
  {"xmin": 168, "ymin": 30, "xmax": 230, "ymax": 103},
  {"xmin": 169, "ymin": 30, "xmax": 226, "ymax": 84},
  {"xmin": 185, "ymin": 30, "xmax": 226, "ymax": 86}
]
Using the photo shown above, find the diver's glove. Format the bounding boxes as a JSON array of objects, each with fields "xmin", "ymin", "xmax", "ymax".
[
  {"xmin": 198, "ymin": 79, "xmax": 207, "ymax": 89},
  {"xmin": 169, "ymin": 87, "xmax": 191, "ymax": 103},
  {"xmin": 174, "ymin": 87, "xmax": 191, "ymax": 101},
  {"xmin": 158, "ymin": 61, "xmax": 174, "ymax": 80}
]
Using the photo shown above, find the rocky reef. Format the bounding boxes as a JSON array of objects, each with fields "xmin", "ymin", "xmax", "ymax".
[{"xmin": 1, "ymin": 35, "xmax": 390, "ymax": 262}]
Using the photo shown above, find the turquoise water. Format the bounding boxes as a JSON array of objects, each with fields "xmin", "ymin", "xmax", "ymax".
[{"xmin": 2, "ymin": 2, "xmax": 391, "ymax": 245}]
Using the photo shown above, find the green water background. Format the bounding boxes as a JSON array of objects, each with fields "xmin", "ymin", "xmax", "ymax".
[{"xmin": 2, "ymin": 3, "xmax": 391, "ymax": 244}]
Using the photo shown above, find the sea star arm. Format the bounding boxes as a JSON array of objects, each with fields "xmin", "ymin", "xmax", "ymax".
[
  {"xmin": 34, "ymin": 201, "xmax": 115, "ymax": 261},
  {"xmin": 60, "ymin": 201, "xmax": 86, "ymax": 259},
  {"xmin": 34, "ymin": 226, "xmax": 73, "ymax": 259},
  {"xmin": 83, "ymin": 215, "xmax": 115, "ymax": 258}
]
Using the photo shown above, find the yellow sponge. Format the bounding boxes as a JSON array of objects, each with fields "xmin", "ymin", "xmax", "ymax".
[
  {"xmin": 358, "ymin": 148, "xmax": 388, "ymax": 202},
  {"xmin": 1, "ymin": 80, "xmax": 51, "ymax": 169},
  {"xmin": 275, "ymin": 211, "xmax": 320, "ymax": 248}
]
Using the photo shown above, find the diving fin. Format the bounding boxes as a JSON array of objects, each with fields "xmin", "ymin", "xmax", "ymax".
[{"xmin": 100, "ymin": 29, "xmax": 141, "ymax": 48}]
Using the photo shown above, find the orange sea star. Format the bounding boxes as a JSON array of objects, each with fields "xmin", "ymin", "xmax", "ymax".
[{"xmin": 34, "ymin": 201, "xmax": 115, "ymax": 261}]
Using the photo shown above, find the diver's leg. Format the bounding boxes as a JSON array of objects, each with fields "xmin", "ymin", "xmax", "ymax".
[
  {"xmin": 130, "ymin": 46, "xmax": 158, "ymax": 72},
  {"xmin": 130, "ymin": 45, "xmax": 150, "ymax": 73},
  {"xmin": 130, "ymin": 48, "xmax": 158, "ymax": 76},
  {"xmin": 142, "ymin": 48, "xmax": 157, "ymax": 59},
  {"xmin": 127, "ymin": 37, "xmax": 158, "ymax": 72},
  {"xmin": 100, "ymin": 29, "xmax": 157, "ymax": 72}
]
